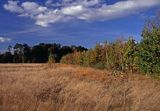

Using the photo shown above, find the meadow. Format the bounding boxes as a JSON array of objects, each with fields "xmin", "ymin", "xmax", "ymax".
[{"xmin": 0, "ymin": 64, "xmax": 160, "ymax": 111}]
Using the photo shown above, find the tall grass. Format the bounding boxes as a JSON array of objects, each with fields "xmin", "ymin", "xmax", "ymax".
[{"xmin": 0, "ymin": 64, "xmax": 160, "ymax": 111}]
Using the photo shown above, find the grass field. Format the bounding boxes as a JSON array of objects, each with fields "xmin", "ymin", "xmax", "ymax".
[{"xmin": 0, "ymin": 64, "xmax": 160, "ymax": 111}]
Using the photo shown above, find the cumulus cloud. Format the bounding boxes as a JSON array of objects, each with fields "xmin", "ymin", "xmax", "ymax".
[
  {"xmin": 21, "ymin": 2, "xmax": 47, "ymax": 15},
  {"xmin": 4, "ymin": 1, "xmax": 23, "ymax": 13},
  {"xmin": 3, "ymin": 0, "xmax": 160, "ymax": 27},
  {"xmin": 0, "ymin": 37, "xmax": 11, "ymax": 43},
  {"xmin": 61, "ymin": 5, "xmax": 86, "ymax": 15}
]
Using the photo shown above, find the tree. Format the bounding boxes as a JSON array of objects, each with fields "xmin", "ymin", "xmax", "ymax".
[
  {"xmin": 124, "ymin": 37, "xmax": 137, "ymax": 73},
  {"xmin": 13, "ymin": 43, "xmax": 24, "ymax": 63},
  {"xmin": 137, "ymin": 14, "xmax": 160, "ymax": 74},
  {"xmin": 1, "ymin": 52, "xmax": 13, "ymax": 63},
  {"xmin": 22, "ymin": 44, "xmax": 31, "ymax": 63}
]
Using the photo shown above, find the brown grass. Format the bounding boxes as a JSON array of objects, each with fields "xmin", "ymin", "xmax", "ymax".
[{"xmin": 0, "ymin": 64, "xmax": 160, "ymax": 111}]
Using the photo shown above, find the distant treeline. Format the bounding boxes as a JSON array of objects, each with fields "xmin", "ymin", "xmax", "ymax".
[
  {"xmin": 1, "ymin": 13, "xmax": 160, "ymax": 74},
  {"xmin": 61, "ymin": 14, "xmax": 160, "ymax": 74},
  {"xmin": 0, "ymin": 43, "xmax": 87, "ymax": 63}
]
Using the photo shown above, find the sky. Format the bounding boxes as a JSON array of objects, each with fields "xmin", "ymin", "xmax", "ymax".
[{"xmin": 0, "ymin": 0, "xmax": 160, "ymax": 51}]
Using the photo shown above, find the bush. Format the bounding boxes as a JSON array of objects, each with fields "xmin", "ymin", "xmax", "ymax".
[{"xmin": 48, "ymin": 53, "xmax": 56, "ymax": 68}]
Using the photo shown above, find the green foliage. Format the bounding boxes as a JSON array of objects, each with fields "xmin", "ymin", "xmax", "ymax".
[
  {"xmin": 48, "ymin": 52, "xmax": 56, "ymax": 68},
  {"xmin": 137, "ymin": 27, "xmax": 160, "ymax": 73},
  {"xmin": 136, "ymin": 14, "xmax": 160, "ymax": 74},
  {"xmin": 61, "ymin": 38, "xmax": 137, "ymax": 72},
  {"xmin": 123, "ymin": 37, "xmax": 137, "ymax": 72},
  {"xmin": 48, "ymin": 53, "xmax": 56, "ymax": 63},
  {"xmin": 0, "ymin": 52, "xmax": 13, "ymax": 63},
  {"xmin": 60, "ymin": 14, "xmax": 160, "ymax": 75},
  {"xmin": 0, "ymin": 43, "xmax": 87, "ymax": 63}
]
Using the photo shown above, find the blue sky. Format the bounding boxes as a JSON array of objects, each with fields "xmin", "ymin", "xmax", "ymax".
[{"xmin": 0, "ymin": 0, "xmax": 160, "ymax": 51}]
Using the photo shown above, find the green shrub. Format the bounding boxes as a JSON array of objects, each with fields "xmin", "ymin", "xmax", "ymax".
[{"xmin": 48, "ymin": 53, "xmax": 56, "ymax": 68}]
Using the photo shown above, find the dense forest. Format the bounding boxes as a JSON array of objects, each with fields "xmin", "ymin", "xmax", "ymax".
[
  {"xmin": 0, "ymin": 43, "xmax": 87, "ymax": 63},
  {"xmin": 0, "ymin": 14, "xmax": 160, "ymax": 74}
]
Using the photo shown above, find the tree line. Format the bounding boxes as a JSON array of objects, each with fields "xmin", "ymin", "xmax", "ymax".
[
  {"xmin": 0, "ymin": 43, "xmax": 87, "ymax": 63},
  {"xmin": 61, "ymin": 15, "xmax": 160, "ymax": 74},
  {"xmin": 0, "ymin": 13, "xmax": 159, "ymax": 74}
]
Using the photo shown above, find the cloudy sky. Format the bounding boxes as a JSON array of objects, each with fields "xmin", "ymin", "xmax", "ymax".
[{"xmin": 0, "ymin": 0, "xmax": 160, "ymax": 51}]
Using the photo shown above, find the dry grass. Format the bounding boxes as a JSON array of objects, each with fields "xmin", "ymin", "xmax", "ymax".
[{"xmin": 0, "ymin": 64, "xmax": 160, "ymax": 111}]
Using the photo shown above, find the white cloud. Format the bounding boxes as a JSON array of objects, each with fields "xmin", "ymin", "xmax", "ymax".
[
  {"xmin": 82, "ymin": 0, "xmax": 160, "ymax": 21},
  {"xmin": 3, "ymin": 0, "xmax": 160, "ymax": 27},
  {"xmin": 61, "ymin": 0, "xmax": 103, "ymax": 7},
  {"xmin": 0, "ymin": 37, "xmax": 11, "ymax": 43},
  {"xmin": 45, "ymin": 0, "xmax": 53, "ymax": 6},
  {"xmin": 61, "ymin": 5, "xmax": 86, "ymax": 15},
  {"xmin": 35, "ymin": 11, "xmax": 64, "ymax": 27},
  {"xmin": 21, "ymin": 2, "xmax": 39, "ymax": 11},
  {"xmin": 4, "ymin": 1, "xmax": 23, "ymax": 13},
  {"xmin": 21, "ymin": 2, "xmax": 48, "ymax": 18}
]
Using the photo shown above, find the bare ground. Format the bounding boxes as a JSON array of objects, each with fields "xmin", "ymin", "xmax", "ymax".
[{"xmin": 0, "ymin": 64, "xmax": 160, "ymax": 111}]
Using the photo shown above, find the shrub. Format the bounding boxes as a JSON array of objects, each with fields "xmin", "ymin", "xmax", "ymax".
[{"xmin": 48, "ymin": 53, "xmax": 56, "ymax": 68}]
